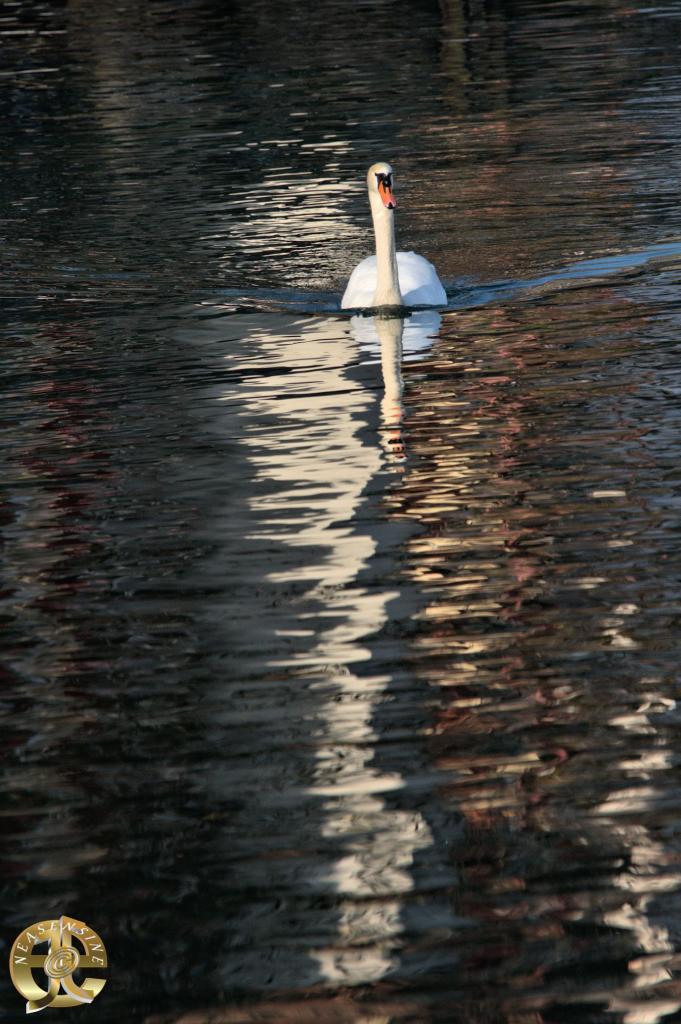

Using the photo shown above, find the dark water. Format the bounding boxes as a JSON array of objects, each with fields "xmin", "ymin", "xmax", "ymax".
[{"xmin": 3, "ymin": 1, "xmax": 681, "ymax": 1021}]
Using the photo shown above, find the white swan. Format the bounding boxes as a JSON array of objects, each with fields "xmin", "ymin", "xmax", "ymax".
[{"xmin": 341, "ymin": 162, "xmax": 447, "ymax": 310}]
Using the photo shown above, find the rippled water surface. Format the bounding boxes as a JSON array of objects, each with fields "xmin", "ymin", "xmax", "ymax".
[{"xmin": 3, "ymin": 1, "xmax": 681, "ymax": 1021}]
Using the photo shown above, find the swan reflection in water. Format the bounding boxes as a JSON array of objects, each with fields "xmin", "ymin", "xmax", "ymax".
[
  {"xmin": 188, "ymin": 303, "xmax": 450, "ymax": 991},
  {"xmin": 350, "ymin": 310, "xmax": 441, "ymax": 463}
]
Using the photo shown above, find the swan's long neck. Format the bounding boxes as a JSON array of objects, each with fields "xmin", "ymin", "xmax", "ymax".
[{"xmin": 370, "ymin": 193, "xmax": 402, "ymax": 307}]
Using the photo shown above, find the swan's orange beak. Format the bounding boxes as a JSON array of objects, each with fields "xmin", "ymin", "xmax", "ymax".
[{"xmin": 378, "ymin": 180, "xmax": 396, "ymax": 209}]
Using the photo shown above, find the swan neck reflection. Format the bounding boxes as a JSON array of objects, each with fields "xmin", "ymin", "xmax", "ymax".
[{"xmin": 376, "ymin": 316, "xmax": 406, "ymax": 462}]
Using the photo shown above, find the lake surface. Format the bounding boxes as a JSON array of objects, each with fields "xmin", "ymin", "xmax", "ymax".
[{"xmin": 3, "ymin": 1, "xmax": 681, "ymax": 1021}]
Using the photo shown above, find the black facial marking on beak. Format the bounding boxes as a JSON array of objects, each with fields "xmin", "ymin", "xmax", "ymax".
[{"xmin": 376, "ymin": 171, "xmax": 396, "ymax": 208}]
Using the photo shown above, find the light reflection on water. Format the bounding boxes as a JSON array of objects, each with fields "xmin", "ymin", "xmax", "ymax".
[
  {"xmin": 168, "ymin": 285, "xmax": 681, "ymax": 1019},
  {"xmin": 3, "ymin": 0, "xmax": 681, "ymax": 1022},
  {"xmin": 223, "ymin": 312, "xmax": 446, "ymax": 989}
]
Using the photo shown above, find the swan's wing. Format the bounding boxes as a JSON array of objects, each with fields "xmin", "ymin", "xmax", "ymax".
[
  {"xmin": 342, "ymin": 252, "xmax": 446, "ymax": 309},
  {"xmin": 397, "ymin": 251, "xmax": 447, "ymax": 306},
  {"xmin": 341, "ymin": 255, "xmax": 377, "ymax": 309}
]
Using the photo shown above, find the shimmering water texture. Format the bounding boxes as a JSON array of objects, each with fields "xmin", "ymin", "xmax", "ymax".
[{"xmin": 2, "ymin": 1, "xmax": 681, "ymax": 1023}]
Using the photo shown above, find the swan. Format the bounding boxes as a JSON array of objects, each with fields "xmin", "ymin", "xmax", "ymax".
[{"xmin": 341, "ymin": 162, "xmax": 447, "ymax": 311}]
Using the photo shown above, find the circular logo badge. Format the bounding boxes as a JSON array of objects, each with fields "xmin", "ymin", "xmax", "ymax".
[{"xmin": 9, "ymin": 916, "xmax": 107, "ymax": 1012}]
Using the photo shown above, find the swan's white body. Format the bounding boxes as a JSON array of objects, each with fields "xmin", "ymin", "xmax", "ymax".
[
  {"xmin": 342, "ymin": 251, "xmax": 446, "ymax": 309},
  {"xmin": 341, "ymin": 162, "xmax": 446, "ymax": 310}
]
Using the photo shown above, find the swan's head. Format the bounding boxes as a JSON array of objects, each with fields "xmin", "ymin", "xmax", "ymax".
[{"xmin": 367, "ymin": 161, "xmax": 396, "ymax": 210}]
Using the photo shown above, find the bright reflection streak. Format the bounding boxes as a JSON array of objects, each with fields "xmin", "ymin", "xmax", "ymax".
[
  {"xmin": 214, "ymin": 311, "xmax": 445, "ymax": 985},
  {"xmin": 596, "ymin": 690, "xmax": 681, "ymax": 1024}
]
